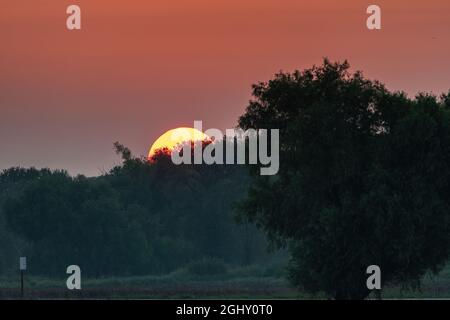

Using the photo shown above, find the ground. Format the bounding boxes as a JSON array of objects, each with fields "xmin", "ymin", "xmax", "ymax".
[{"xmin": 1, "ymin": 264, "xmax": 450, "ymax": 299}]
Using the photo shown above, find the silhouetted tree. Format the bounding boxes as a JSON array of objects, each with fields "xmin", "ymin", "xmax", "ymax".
[{"xmin": 238, "ymin": 59, "xmax": 450, "ymax": 299}]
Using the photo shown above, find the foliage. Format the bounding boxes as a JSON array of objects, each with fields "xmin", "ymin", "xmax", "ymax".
[
  {"xmin": 0, "ymin": 146, "xmax": 272, "ymax": 277},
  {"xmin": 238, "ymin": 59, "xmax": 450, "ymax": 299},
  {"xmin": 187, "ymin": 258, "xmax": 228, "ymax": 276}
]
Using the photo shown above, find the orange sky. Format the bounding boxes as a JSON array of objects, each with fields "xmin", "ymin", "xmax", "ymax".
[{"xmin": 1, "ymin": 0, "xmax": 449, "ymax": 175}]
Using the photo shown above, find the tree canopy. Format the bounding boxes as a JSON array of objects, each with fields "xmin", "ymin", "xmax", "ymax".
[
  {"xmin": 0, "ymin": 147, "xmax": 271, "ymax": 277},
  {"xmin": 238, "ymin": 59, "xmax": 450, "ymax": 299}
]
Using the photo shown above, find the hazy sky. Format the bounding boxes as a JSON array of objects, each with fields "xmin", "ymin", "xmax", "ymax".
[{"xmin": 1, "ymin": 0, "xmax": 449, "ymax": 176}]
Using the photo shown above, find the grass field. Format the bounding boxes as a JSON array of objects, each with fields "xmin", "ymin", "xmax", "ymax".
[{"xmin": 2, "ymin": 263, "xmax": 450, "ymax": 299}]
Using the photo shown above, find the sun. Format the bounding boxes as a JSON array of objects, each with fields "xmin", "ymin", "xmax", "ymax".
[{"xmin": 148, "ymin": 127, "xmax": 210, "ymax": 159}]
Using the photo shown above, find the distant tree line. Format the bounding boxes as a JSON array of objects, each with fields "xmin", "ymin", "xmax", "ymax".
[{"xmin": 0, "ymin": 147, "xmax": 271, "ymax": 277}]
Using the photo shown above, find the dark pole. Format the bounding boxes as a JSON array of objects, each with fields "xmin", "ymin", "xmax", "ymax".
[{"xmin": 20, "ymin": 270, "xmax": 24, "ymax": 299}]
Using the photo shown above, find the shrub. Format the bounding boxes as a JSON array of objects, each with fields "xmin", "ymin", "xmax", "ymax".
[{"xmin": 187, "ymin": 258, "xmax": 228, "ymax": 276}]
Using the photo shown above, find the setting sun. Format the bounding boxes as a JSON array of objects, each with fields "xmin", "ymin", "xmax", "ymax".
[{"xmin": 148, "ymin": 127, "xmax": 210, "ymax": 159}]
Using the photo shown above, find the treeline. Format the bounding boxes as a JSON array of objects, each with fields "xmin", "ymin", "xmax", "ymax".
[{"xmin": 0, "ymin": 146, "xmax": 272, "ymax": 277}]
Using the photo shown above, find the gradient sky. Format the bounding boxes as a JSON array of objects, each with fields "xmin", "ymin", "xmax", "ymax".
[{"xmin": 1, "ymin": 0, "xmax": 449, "ymax": 176}]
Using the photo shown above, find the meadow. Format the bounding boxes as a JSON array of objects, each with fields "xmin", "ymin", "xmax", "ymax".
[{"xmin": 2, "ymin": 262, "xmax": 450, "ymax": 300}]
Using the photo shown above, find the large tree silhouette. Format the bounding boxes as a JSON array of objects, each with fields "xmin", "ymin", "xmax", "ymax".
[{"xmin": 238, "ymin": 59, "xmax": 450, "ymax": 299}]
